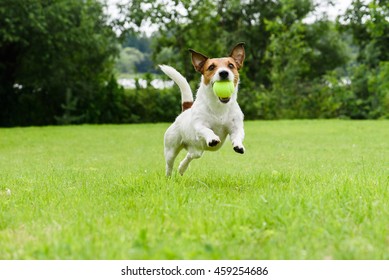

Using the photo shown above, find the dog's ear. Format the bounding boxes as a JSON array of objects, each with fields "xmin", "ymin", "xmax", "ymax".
[
  {"xmin": 189, "ymin": 49, "xmax": 209, "ymax": 73},
  {"xmin": 229, "ymin": 43, "xmax": 245, "ymax": 70}
]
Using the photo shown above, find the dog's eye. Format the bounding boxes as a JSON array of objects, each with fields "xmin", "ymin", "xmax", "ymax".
[
  {"xmin": 208, "ymin": 64, "xmax": 215, "ymax": 71},
  {"xmin": 228, "ymin": 63, "xmax": 235, "ymax": 69}
]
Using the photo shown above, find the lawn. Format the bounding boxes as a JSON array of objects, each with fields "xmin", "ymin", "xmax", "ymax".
[{"xmin": 0, "ymin": 120, "xmax": 388, "ymax": 259}]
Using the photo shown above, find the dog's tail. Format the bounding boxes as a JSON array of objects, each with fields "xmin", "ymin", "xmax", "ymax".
[{"xmin": 159, "ymin": 65, "xmax": 193, "ymax": 111}]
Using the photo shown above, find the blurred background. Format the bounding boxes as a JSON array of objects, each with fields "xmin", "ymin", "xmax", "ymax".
[{"xmin": 0, "ymin": 0, "xmax": 388, "ymax": 126}]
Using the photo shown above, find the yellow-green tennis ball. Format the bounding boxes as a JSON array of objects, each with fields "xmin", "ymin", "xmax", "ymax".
[{"xmin": 212, "ymin": 81, "xmax": 234, "ymax": 98}]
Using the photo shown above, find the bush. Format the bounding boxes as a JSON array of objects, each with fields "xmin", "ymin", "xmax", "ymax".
[{"xmin": 122, "ymin": 82, "xmax": 181, "ymax": 123}]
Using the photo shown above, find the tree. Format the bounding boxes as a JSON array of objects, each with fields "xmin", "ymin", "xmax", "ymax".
[
  {"xmin": 118, "ymin": 0, "xmax": 387, "ymax": 119},
  {"xmin": 0, "ymin": 0, "xmax": 119, "ymax": 126},
  {"xmin": 118, "ymin": 33, "xmax": 154, "ymax": 73},
  {"xmin": 266, "ymin": 18, "xmax": 349, "ymax": 118},
  {"xmin": 119, "ymin": 1, "xmax": 348, "ymax": 117},
  {"xmin": 116, "ymin": 47, "xmax": 145, "ymax": 74},
  {"xmin": 119, "ymin": 0, "xmax": 283, "ymax": 84},
  {"xmin": 339, "ymin": 0, "xmax": 389, "ymax": 118}
]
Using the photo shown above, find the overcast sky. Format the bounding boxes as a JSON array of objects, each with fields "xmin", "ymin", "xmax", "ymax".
[{"xmin": 312, "ymin": 0, "xmax": 353, "ymax": 19}]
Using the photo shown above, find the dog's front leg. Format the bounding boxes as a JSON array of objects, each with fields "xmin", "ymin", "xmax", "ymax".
[
  {"xmin": 229, "ymin": 121, "xmax": 245, "ymax": 154},
  {"xmin": 194, "ymin": 124, "xmax": 221, "ymax": 147}
]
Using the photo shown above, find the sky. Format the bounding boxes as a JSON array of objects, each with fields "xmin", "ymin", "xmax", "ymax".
[
  {"xmin": 322, "ymin": 0, "xmax": 353, "ymax": 17},
  {"xmin": 309, "ymin": 0, "xmax": 353, "ymax": 21}
]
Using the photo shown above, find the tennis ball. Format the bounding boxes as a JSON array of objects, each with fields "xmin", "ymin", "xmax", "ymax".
[{"xmin": 212, "ymin": 81, "xmax": 234, "ymax": 98}]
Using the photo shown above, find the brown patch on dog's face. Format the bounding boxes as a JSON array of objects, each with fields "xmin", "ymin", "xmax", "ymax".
[
  {"xmin": 189, "ymin": 43, "xmax": 245, "ymax": 86},
  {"xmin": 202, "ymin": 58, "xmax": 240, "ymax": 86}
]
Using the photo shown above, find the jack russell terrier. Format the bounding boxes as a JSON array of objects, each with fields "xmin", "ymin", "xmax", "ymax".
[{"xmin": 160, "ymin": 43, "xmax": 245, "ymax": 176}]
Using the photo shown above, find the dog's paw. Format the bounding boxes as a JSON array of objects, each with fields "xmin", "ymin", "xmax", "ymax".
[
  {"xmin": 233, "ymin": 146, "xmax": 245, "ymax": 154},
  {"xmin": 208, "ymin": 139, "xmax": 220, "ymax": 147}
]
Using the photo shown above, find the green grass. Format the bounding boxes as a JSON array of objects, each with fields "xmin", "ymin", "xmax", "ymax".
[{"xmin": 0, "ymin": 120, "xmax": 388, "ymax": 259}]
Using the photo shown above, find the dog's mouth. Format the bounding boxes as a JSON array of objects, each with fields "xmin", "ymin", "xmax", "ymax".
[
  {"xmin": 211, "ymin": 81, "xmax": 232, "ymax": 104},
  {"xmin": 219, "ymin": 97, "xmax": 230, "ymax": 103}
]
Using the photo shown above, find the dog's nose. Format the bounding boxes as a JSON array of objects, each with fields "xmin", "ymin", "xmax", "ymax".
[{"xmin": 219, "ymin": 71, "xmax": 229, "ymax": 80}]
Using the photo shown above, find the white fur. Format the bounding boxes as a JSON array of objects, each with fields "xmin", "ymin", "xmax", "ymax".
[
  {"xmin": 159, "ymin": 65, "xmax": 193, "ymax": 103},
  {"xmin": 160, "ymin": 65, "xmax": 245, "ymax": 176}
]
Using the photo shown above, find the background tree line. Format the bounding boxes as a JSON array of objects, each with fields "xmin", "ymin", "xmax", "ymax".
[{"xmin": 0, "ymin": 0, "xmax": 388, "ymax": 126}]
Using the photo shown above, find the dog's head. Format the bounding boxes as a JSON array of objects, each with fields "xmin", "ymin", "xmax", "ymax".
[{"xmin": 189, "ymin": 43, "xmax": 245, "ymax": 103}]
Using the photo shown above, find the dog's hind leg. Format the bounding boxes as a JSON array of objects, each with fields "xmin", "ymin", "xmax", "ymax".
[
  {"xmin": 165, "ymin": 146, "xmax": 182, "ymax": 177},
  {"xmin": 178, "ymin": 150, "xmax": 203, "ymax": 175}
]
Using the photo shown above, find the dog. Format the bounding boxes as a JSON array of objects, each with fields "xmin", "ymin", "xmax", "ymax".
[{"xmin": 160, "ymin": 43, "xmax": 245, "ymax": 176}]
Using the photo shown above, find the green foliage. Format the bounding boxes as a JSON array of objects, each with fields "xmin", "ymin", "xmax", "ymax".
[
  {"xmin": 338, "ymin": 0, "xmax": 389, "ymax": 119},
  {"xmin": 367, "ymin": 61, "xmax": 389, "ymax": 118},
  {"xmin": 265, "ymin": 19, "xmax": 350, "ymax": 118},
  {"xmin": 0, "ymin": 0, "xmax": 119, "ymax": 126},
  {"xmin": 115, "ymin": 47, "xmax": 145, "ymax": 74},
  {"xmin": 118, "ymin": 34, "xmax": 154, "ymax": 73},
  {"xmin": 54, "ymin": 89, "xmax": 85, "ymax": 125},
  {"xmin": 123, "ymin": 82, "xmax": 181, "ymax": 123},
  {"xmin": 122, "ymin": 33, "xmax": 152, "ymax": 53}
]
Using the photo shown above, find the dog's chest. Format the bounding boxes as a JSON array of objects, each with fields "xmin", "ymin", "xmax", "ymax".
[{"xmin": 207, "ymin": 114, "xmax": 230, "ymax": 136}]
